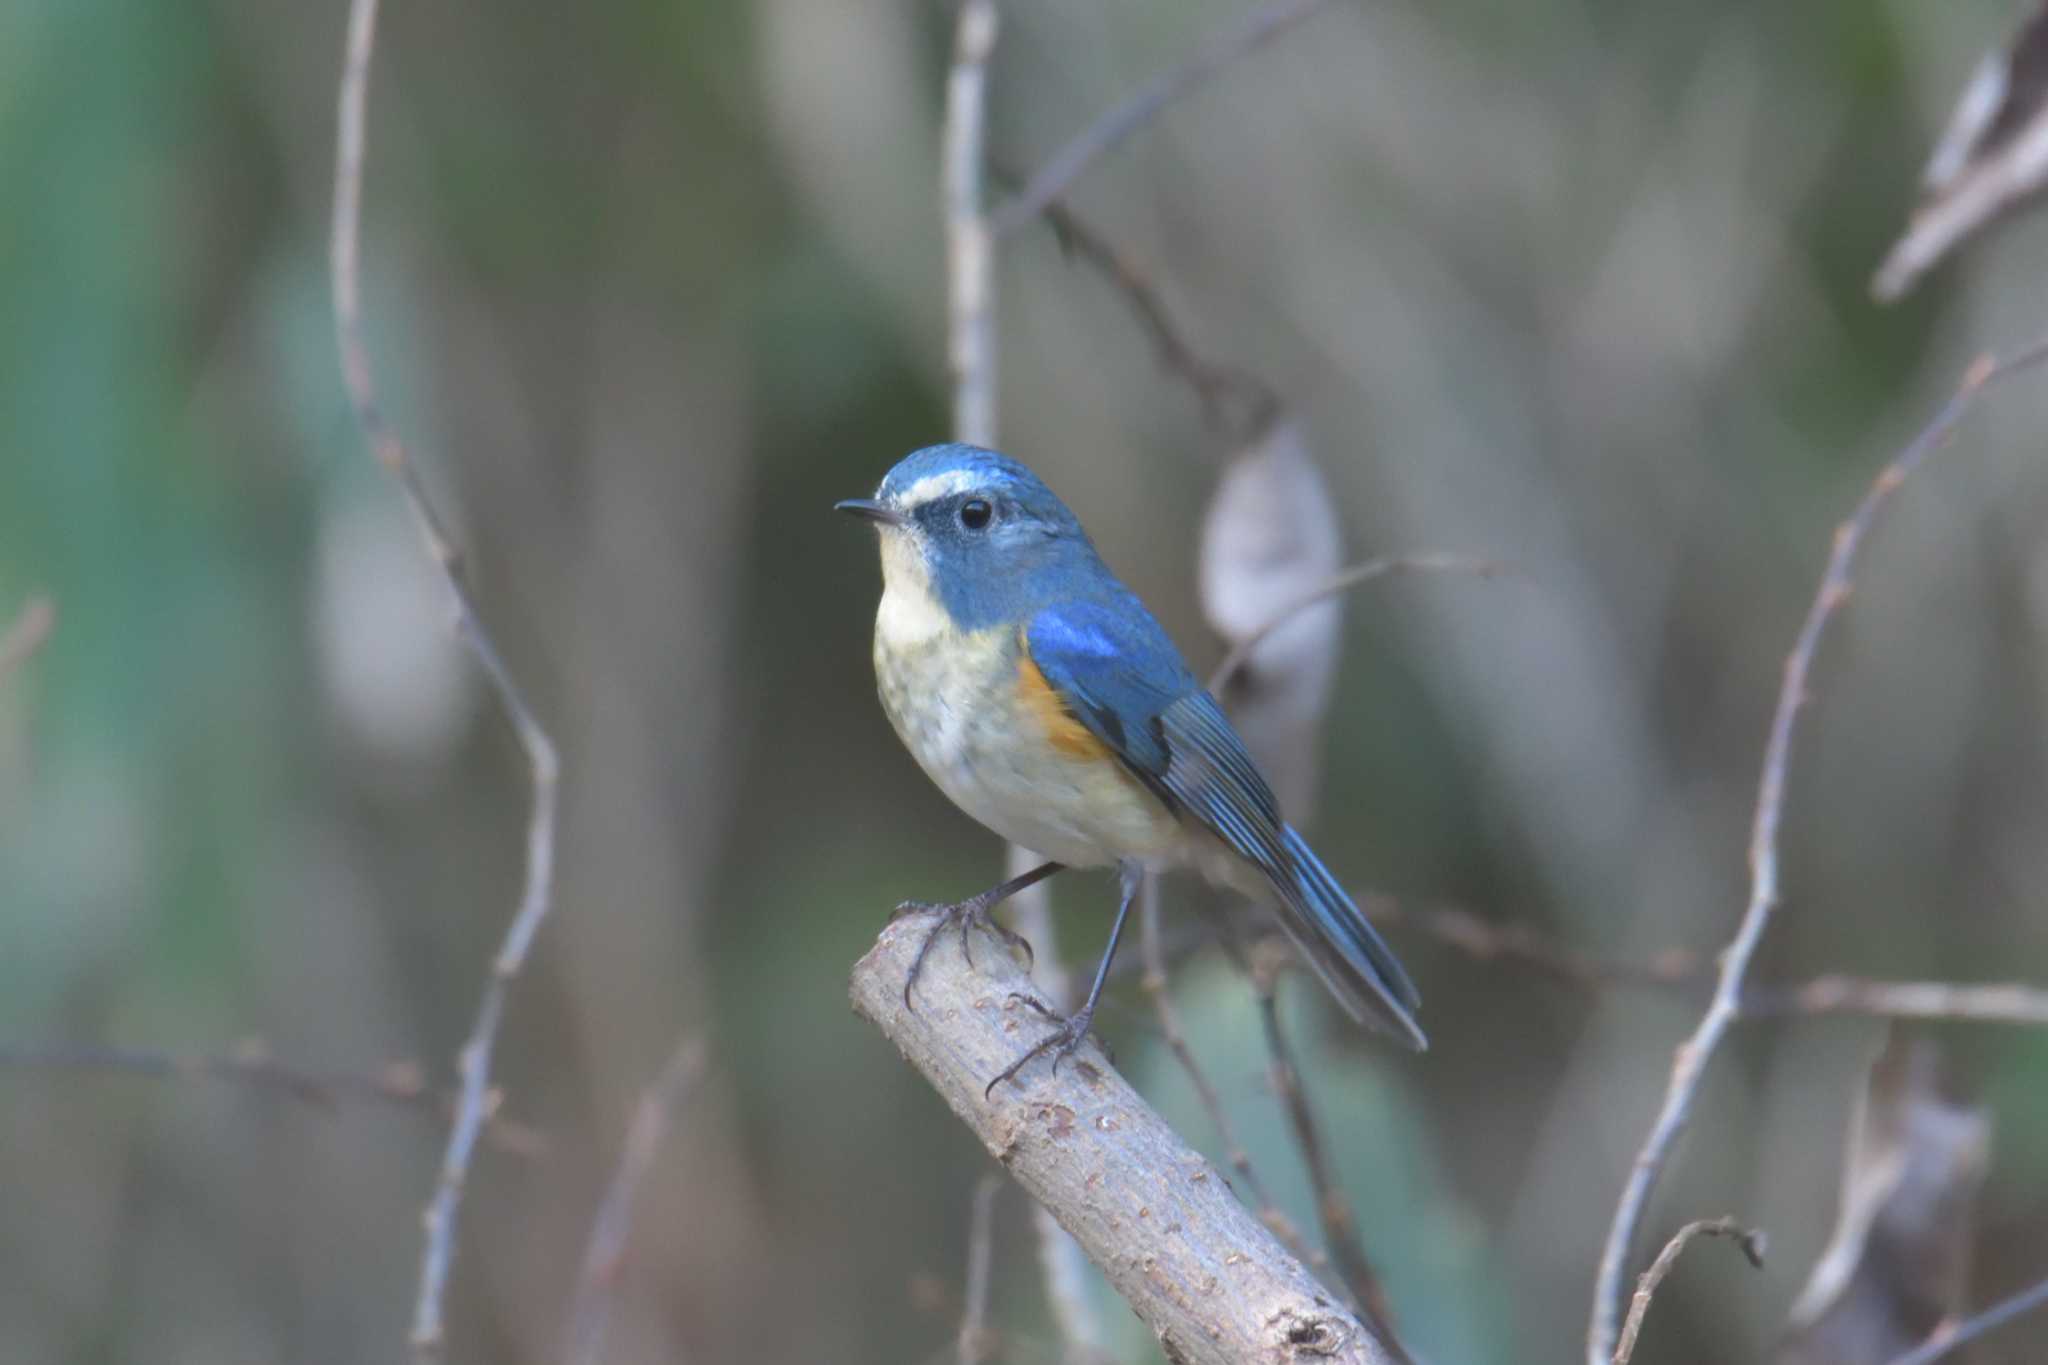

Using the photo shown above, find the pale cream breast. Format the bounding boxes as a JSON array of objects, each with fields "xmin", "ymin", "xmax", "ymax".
[{"xmin": 869, "ymin": 529, "xmax": 1183, "ymax": 869}]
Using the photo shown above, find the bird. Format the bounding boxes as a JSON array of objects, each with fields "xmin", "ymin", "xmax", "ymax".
[{"xmin": 837, "ymin": 442, "xmax": 1423, "ymax": 1093}]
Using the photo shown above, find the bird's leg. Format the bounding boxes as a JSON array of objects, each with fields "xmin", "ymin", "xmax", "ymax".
[
  {"xmin": 984, "ymin": 863, "xmax": 1142, "ymax": 1098},
  {"xmin": 896, "ymin": 860, "xmax": 1064, "ymax": 1008}
]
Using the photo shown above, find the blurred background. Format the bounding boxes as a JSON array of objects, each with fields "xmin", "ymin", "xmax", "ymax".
[{"xmin": 4, "ymin": 0, "xmax": 2048, "ymax": 1361}]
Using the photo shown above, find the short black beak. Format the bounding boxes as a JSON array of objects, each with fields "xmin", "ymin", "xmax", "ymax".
[{"xmin": 834, "ymin": 498, "xmax": 906, "ymax": 528}]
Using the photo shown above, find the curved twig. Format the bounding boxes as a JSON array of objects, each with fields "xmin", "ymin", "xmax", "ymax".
[
  {"xmin": 1585, "ymin": 336, "xmax": 2048, "ymax": 1365},
  {"xmin": 1022, "ymin": 191, "xmax": 1279, "ymax": 437},
  {"xmin": 1611, "ymin": 1217, "xmax": 1765, "ymax": 1365},
  {"xmin": 331, "ymin": 1, "xmax": 563, "ymax": 1354}
]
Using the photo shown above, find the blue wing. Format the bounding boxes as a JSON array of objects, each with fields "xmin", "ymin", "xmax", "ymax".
[{"xmin": 1025, "ymin": 598, "xmax": 1425, "ymax": 1048}]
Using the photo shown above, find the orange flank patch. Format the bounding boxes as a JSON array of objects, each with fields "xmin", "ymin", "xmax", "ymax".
[{"xmin": 1015, "ymin": 652, "xmax": 1114, "ymax": 761}]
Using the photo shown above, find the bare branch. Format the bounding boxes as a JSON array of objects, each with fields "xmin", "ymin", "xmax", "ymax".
[
  {"xmin": 1137, "ymin": 877, "xmax": 1319, "ymax": 1270},
  {"xmin": 1610, "ymin": 1217, "xmax": 1765, "ymax": 1365},
  {"xmin": 0, "ymin": 1042, "xmax": 544, "ymax": 1157},
  {"xmin": 1207, "ymin": 555, "xmax": 1504, "ymax": 695},
  {"xmin": 1113, "ymin": 897, "xmax": 2048, "ymax": 1033},
  {"xmin": 1585, "ymin": 335, "xmax": 2048, "ymax": 1365},
  {"xmin": 1250, "ymin": 944, "xmax": 1413, "ymax": 1365},
  {"xmin": 850, "ymin": 910, "xmax": 1408, "ymax": 1365},
  {"xmin": 947, "ymin": 0, "xmax": 1000, "ymax": 449},
  {"xmin": 991, "ymin": 0, "xmax": 1336, "ymax": 237},
  {"xmin": 562, "ymin": 1037, "xmax": 709, "ymax": 1365},
  {"xmin": 1887, "ymin": 1273, "xmax": 2048, "ymax": 1365},
  {"xmin": 1741, "ymin": 976, "xmax": 2048, "ymax": 1025},
  {"xmin": 330, "ymin": 0, "xmax": 563, "ymax": 1354},
  {"xmin": 1024, "ymin": 191, "xmax": 1278, "ymax": 436},
  {"xmin": 0, "ymin": 593, "xmax": 55, "ymax": 682},
  {"xmin": 957, "ymin": 1173, "xmax": 1003, "ymax": 1365}
]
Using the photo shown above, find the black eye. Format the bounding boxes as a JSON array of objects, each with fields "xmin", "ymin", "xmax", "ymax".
[{"xmin": 959, "ymin": 498, "xmax": 993, "ymax": 530}]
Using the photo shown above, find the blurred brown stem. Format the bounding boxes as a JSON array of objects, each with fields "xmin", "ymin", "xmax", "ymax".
[
  {"xmin": 331, "ymin": 0, "xmax": 563, "ymax": 1355},
  {"xmin": 1137, "ymin": 877, "xmax": 1319, "ymax": 1270},
  {"xmin": 1024, "ymin": 191, "xmax": 1278, "ymax": 437},
  {"xmin": 851, "ymin": 910, "xmax": 1407, "ymax": 1365},
  {"xmin": 562, "ymin": 1037, "xmax": 709, "ymax": 1365},
  {"xmin": 1610, "ymin": 1217, "xmax": 1765, "ymax": 1365},
  {"xmin": 1586, "ymin": 336, "xmax": 2048, "ymax": 1365},
  {"xmin": 991, "ymin": 0, "xmax": 1335, "ymax": 237},
  {"xmin": 0, "ymin": 1042, "xmax": 544, "ymax": 1157},
  {"xmin": 1250, "ymin": 944, "xmax": 1413, "ymax": 1364}
]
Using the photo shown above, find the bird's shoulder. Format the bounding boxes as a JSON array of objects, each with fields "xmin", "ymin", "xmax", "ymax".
[
  {"xmin": 1019, "ymin": 591, "xmax": 1200, "ymax": 779},
  {"xmin": 1023, "ymin": 591, "xmax": 1197, "ymax": 705},
  {"xmin": 1024, "ymin": 593, "xmax": 1283, "ymax": 841}
]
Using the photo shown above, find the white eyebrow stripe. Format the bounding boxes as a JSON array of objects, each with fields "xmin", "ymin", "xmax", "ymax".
[{"xmin": 896, "ymin": 470, "xmax": 979, "ymax": 506}]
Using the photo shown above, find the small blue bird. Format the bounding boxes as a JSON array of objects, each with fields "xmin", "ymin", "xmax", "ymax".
[{"xmin": 839, "ymin": 443, "xmax": 1423, "ymax": 1091}]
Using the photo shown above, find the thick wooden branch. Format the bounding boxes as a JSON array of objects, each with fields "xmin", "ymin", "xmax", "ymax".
[{"xmin": 850, "ymin": 910, "xmax": 1404, "ymax": 1365}]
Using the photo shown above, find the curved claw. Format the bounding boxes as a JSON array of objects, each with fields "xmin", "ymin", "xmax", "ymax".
[
  {"xmin": 982, "ymin": 1006, "xmax": 1094, "ymax": 1099},
  {"xmin": 1006, "ymin": 991, "xmax": 1059, "ymax": 1021},
  {"xmin": 901, "ymin": 901, "xmax": 1033, "ymax": 1011}
]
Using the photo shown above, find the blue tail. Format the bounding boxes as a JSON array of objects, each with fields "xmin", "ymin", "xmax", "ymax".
[{"xmin": 1268, "ymin": 826, "xmax": 1426, "ymax": 1050}]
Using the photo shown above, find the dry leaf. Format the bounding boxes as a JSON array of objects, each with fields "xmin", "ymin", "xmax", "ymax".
[
  {"xmin": 1198, "ymin": 415, "xmax": 1343, "ymax": 820},
  {"xmin": 1781, "ymin": 1033, "xmax": 1992, "ymax": 1365},
  {"xmin": 1873, "ymin": 3, "xmax": 2048, "ymax": 300}
]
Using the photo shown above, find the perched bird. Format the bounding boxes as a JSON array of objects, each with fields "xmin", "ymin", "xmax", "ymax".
[{"xmin": 838, "ymin": 443, "xmax": 1423, "ymax": 1091}]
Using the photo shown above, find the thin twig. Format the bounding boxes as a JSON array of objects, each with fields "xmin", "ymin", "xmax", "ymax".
[
  {"xmin": 1585, "ymin": 336, "xmax": 2048, "ymax": 1365},
  {"xmin": 1136, "ymin": 876, "xmax": 1318, "ymax": 1268},
  {"xmin": 1610, "ymin": 1217, "xmax": 1766, "ymax": 1365},
  {"xmin": 1021, "ymin": 188, "xmax": 1278, "ymax": 436},
  {"xmin": 1359, "ymin": 896, "xmax": 1705, "ymax": 993},
  {"xmin": 1740, "ymin": 975, "xmax": 2048, "ymax": 1024},
  {"xmin": 1207, "ymin": 555, "xmax": 1504, "ymax": 694},
  {"xmin": 330, "ymin": 0, "xmax": 563, "ymax": 1354},
  {"xmin": 991, "ymin": 0, "xmax": 1336, "ymax": 236},
  {"xmin": 1113, "ymin": 898, "xmax": 2048, "ymax": 1031},
  {"xmin": 957, "ymin": 1173, "xmax": 1003, "ymax": 1365},
  {"xmin": 0, "ymin": 593, "xmax": 55, "ymax": 682},
  {"xmin": 0, "ymin": 1042, "xmax": 545, "ymax": 1157},
  {"xmin": 562, "ymin": 1037, "xmax": 709, "ymax": 1365},
  {"xmin": 1250, "ymin": 943, "xmax": 1413, "ymax": 1365},
  {"xmin": 1887, "ymin": 1271, "xmax": 2048, "ymax": 1365}
]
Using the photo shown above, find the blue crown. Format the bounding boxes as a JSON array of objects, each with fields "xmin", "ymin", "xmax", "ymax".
[{"xmin": 876, "ymin": 443, "xmax": 1041, "ymax": 501}]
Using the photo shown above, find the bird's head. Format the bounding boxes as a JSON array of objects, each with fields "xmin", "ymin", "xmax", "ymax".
[{"xmin": 837, "ymin": 443, "xmax": 1098, "ymax": 633}]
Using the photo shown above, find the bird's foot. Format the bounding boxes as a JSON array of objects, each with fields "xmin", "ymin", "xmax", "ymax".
[
  {"xmin": 894, "ymin": 897, "xmax": 1035, "ymax": 1009},
  {"xmin": 983, "ymin": 996, "xmax": 1098, "ymax": 1099}
]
